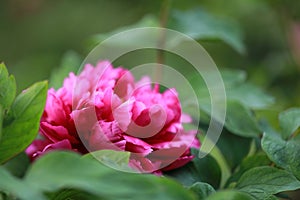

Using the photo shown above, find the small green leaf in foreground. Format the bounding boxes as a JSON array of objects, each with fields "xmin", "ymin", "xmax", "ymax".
[
  {"xmin": 0, "ymin": 63, "xmax": 16, "ymax": 110},
  {"xmin": 0, "ymin": 167, "xmax": 45, "ymax": 200},
  {"xmin": 46, "ymin": 189, "xmax": 98, "ymax": 200},
  {"xmin": 0, "ymin": 105, "xmax": 2, "ymax": 141},
  {"xmin": 24, "ymin": 151, "xmax": 196, "ymax": 200},
  {"xmin": 3, "ymin": 152, "xmax": 30, "ymax": 178},
  {"xmin": 165, "ymin": 149, "xmax": 221, "ymax": 189},
  {"xmin": 225, "ymin": 101, "xmax": 261, "ymax": 138},
  {"xmin": 226, "ymin": 153, "xmax": 271, "ymax": 186},
  {"xmin": 188, "ymin": 182, "xmax": 216, "ymax": 199},
  {"xmin": 0, "ymin": 81, "xmax": 48, "ymax": 164},
  {"xmin": 262, "ymin": 131, "xmax": 300, "ymax": 180},
  {"xmin": 279, "ymin": 108, "xmax": 300, "ymax": 139},
  {"xmin": 206, "ymin": 190, "xmax": 254, "ymax": 200},
  {"xmin": 83, "ymin": 149, "xmax": 132, "ymax": 172},
  {"xmin": 236, "ymin": 166, "xmax": 300, "ymax": 200}
]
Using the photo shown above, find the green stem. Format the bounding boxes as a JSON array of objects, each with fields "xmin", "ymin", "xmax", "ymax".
[
  {"xmin": 290, "ymin": 128, "xmax": 300, "ymax": 140},
  {"xmin": 198, "ymin": 134, "xmax": 231, "ymax": 189},
  {"xmin": 155, "ymin": 0, "xmax": 171, "ymax": 83}
]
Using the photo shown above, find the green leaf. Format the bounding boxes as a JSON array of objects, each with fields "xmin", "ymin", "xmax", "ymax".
[
  {"xmin": 227, "ymin": 83, "xmax": 274, "ymax": 109},
  {"xmin": 0, "ymin": 63, "xmax": 16, "ymax": 110},
  {"xmin": 0, "ymin": 167, "xmax": 45, "ymax": 200},
  {"xmin": 47, "ymin": 189, "xmax": 98, "ymax": 200},
  {"xmin": 279, "ymin": 108, "xmax": 300, "ymax": 139},
  {"xmin": 264, "ymin": 195, "xmax": 278, "ymax": 200},
  {"xmin": 221, "ymin": 69, "xmax": 247, "ymax": 88},
  {"xmin": 262, "ymin": 131, "xmax": 300, "ymax": 179},
  {"xmin": 0, "ymin": 81, "xmax": 48, "ymax": 164},
  {"xmin": 169, "ymin": 8, "xmax": 245, "ymax": 54},
  {"xmin": 83, "ymin": 149, "xmax": 132, "ymax": 172},
  {"xmin": 0, "ymin": 105, "xmax": 2, "ymax": 141},
  {"xmin": 191, "ymin": 70, "xmax": 272, "ymax": 128},
  {"xmin": 197, "ymin": 134, "xmax": 232, "ymax": 188},
  {"xmin": 3, "ymin": 152, "xmax": 30, "ymax": 178},
  {"xmin": 235, "ymin": 166, "xmax": 300, "ymax": 200},
  {"xmin": 190, "ymin": 69, "xmax": 246, "ymax": 94},
  {"xmin": 165, "ymin": 149, "xmax": 221, "ymax": 188},
  {"xmin": 188, "ymin": 182, "xmax": 215, "ymax": 199},
  {"xmin": 217, "ymin": 130, "xmax": 252, "ymax": 170},
  {"xmin": 225, "ymin": 101, "xmax": 261, "ymax": 138},
  {"xmin": 226, "ymin": 153, "xmax": 272, "ymax": 186},
  {"xmin": 206, "ymin": 190, "xmax": 254, "ymax": 200},
  {"xmin": 49, "ymin": 51, "xmax": 82, "ymax": 89},
  {"xmin": 24, "ymin": 151, "xmax": 196, "ymax": 200},
  {"xmin": 88, "ymin": 15, "xmax": 159, "ymax": 48}
]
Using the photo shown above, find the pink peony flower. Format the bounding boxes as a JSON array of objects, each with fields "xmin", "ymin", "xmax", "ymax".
[{"xmin": 26, "ymin": 61, "xmax": 200, "ymax": 173}]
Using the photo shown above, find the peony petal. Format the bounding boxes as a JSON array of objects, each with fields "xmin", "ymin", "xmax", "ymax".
[
  {"xmin": 27, "ymin": 139, "xmax": 73, "ymax": 161},
  {"xmin": 114, "ymin": 70, "xmax": 135, "ymax": 99},
  {"xmin": 25, "ymin": 139, "xmax": 51, "ymax": 161},
  {"xmin": 72, "ymin": 106, "xmax": 98, "ymax": 136},
  {"xmin": 113, "ymin": 99, "xmax": 134, "ymax": 131},
  {"xmin": 123, "ymin": 135, "xmax": 153, "ymax": 155},
  {"xmin": 161, "ymin": 155, "xmax": 194, "ymax": 171},
  {"xmin": 40, "ymin": 122, "xmax": 78, "ymax": 144},
  {"xmin": 180, "ymin": 113, "xmax": 193, "ymax": 123},
  {"xmin": 87, "ymin": 121, "xmax": 125, "ymax": 151},
  {"xmin": 45, "ymin": 90, "xmax": 67, "ymax": 124},
  {"xmin": 43, "ymin": 139, "xmax": 73, "ymax": 151},
  {"xmin": 129, "ymin": 155, "xmax": 161, "ymax": 173}
]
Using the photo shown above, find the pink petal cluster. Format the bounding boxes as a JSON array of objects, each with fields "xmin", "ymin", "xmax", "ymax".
[{"xmin": 26, "ymin": 61, "xmax": 199, "ymax": 173}]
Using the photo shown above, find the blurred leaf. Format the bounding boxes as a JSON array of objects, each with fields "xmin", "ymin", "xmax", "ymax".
[
  {"xmin": 264, "ymin": 195, "xmax": 278, "ymax": 200},
  {"xmin": 0, "ymin": 166, "xmax": 45, "ymax": 200},
  {"xmin": 47, "ymin": 189, "xmax": 98, "ymax": 200},
  {"xmin": 279, "ymin": 108, "xmax": 300, "ymax": 139},
  {"xmin": 88, "ymin": 15, "xmax": 159, "ymax": 48},
  {"xmin": 165, "ymin": 149, "xmax": 221, "ymax": 188},
  {"xmin": 221, "ymin": 69, "xmax": 247, "ymax": 87},
  {"xmin": 226, "ymin": 153, "xmax": 272, "ymax": 186},
  {"xmin": 235, "ymin": 166, "xmax": 300, "ymax": 200},
  {"xmin": 191, "ymin": 70, "xmax": 269, "ymax": 131},
  {"xmin": 225, "ymin": 101, "xmax": 261, "ymax": 138},
  {"xmin": 197, "ymin": 133, "xmax": 232, "ymax": 188},
  {"xmin": 0, "ymin": 63, "xmax": 16, "ymax": 111},
  {"xmin": 83, "ymin": 149, "xmax": 131, "ymax": 172},
  {"xmin": 188, "ymin": 182, "xmax": 215, "ymax": 199},
  {"xmin": 24, "ymin": 151, "xmax": 196, "ymax": 200},
  {"xmin": 227, "ymin": 83, "xmax": 274, "ymax": 109},
  {"xmin": 0, "ymin": 81, "xmax": 48, "ymax": 164},
  {"xmin": 190, "ymin": 68, "xmax": 247, "ymax": 104},
  {"xmin": 3, "ymin": 152, "xmax": 30, "ymax": 178},
  {"xmin": 0, "ymin": 105, "xmax": 2, "ymax": 141},
  {"xmin": 169, "ymin": 8, "xmax": 245, "ymax": 54},
  {"xmin": 49, "ymin": 51, "xmax": 82, "ymax": 89},
  {"xmin": 206, "ymin": 190, "xmax": 254, "ymax": 200},
  {"xmin": 217, "ymin": 130, "xmax": 252, "ymax": 170},
  {"xmin": 262, "ymin": 131, "xmax": 300, "ymax": 180},
  {"xmin": 191, "ymin": 69, "xmax": 246, "ymax": 92}
]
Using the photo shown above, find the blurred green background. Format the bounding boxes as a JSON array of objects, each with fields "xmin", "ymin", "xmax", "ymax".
[
  {"xmin": 0, "ymin": 0, "xmax": 299, "ymax": 120},
  {"xmin": 1, "ymin": 1, "xmax": 300, "ymax": 198}
]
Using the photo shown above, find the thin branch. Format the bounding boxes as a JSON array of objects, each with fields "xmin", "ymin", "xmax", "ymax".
[{"xmin": 155, "ymin": 0, "xmax": 171, "ymax": 84}]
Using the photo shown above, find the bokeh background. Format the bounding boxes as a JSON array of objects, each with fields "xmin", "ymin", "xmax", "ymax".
[
  {"xmin": 1, "ymin": 0, "xmax": 299, "ymax": 110},
  {"xmin": 0, "ymin": 0, "xmax": 299, "ymax": 96},
  {"xmin": 0, "ymin": 0, "xmax": 299, "ymax": 147}
]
